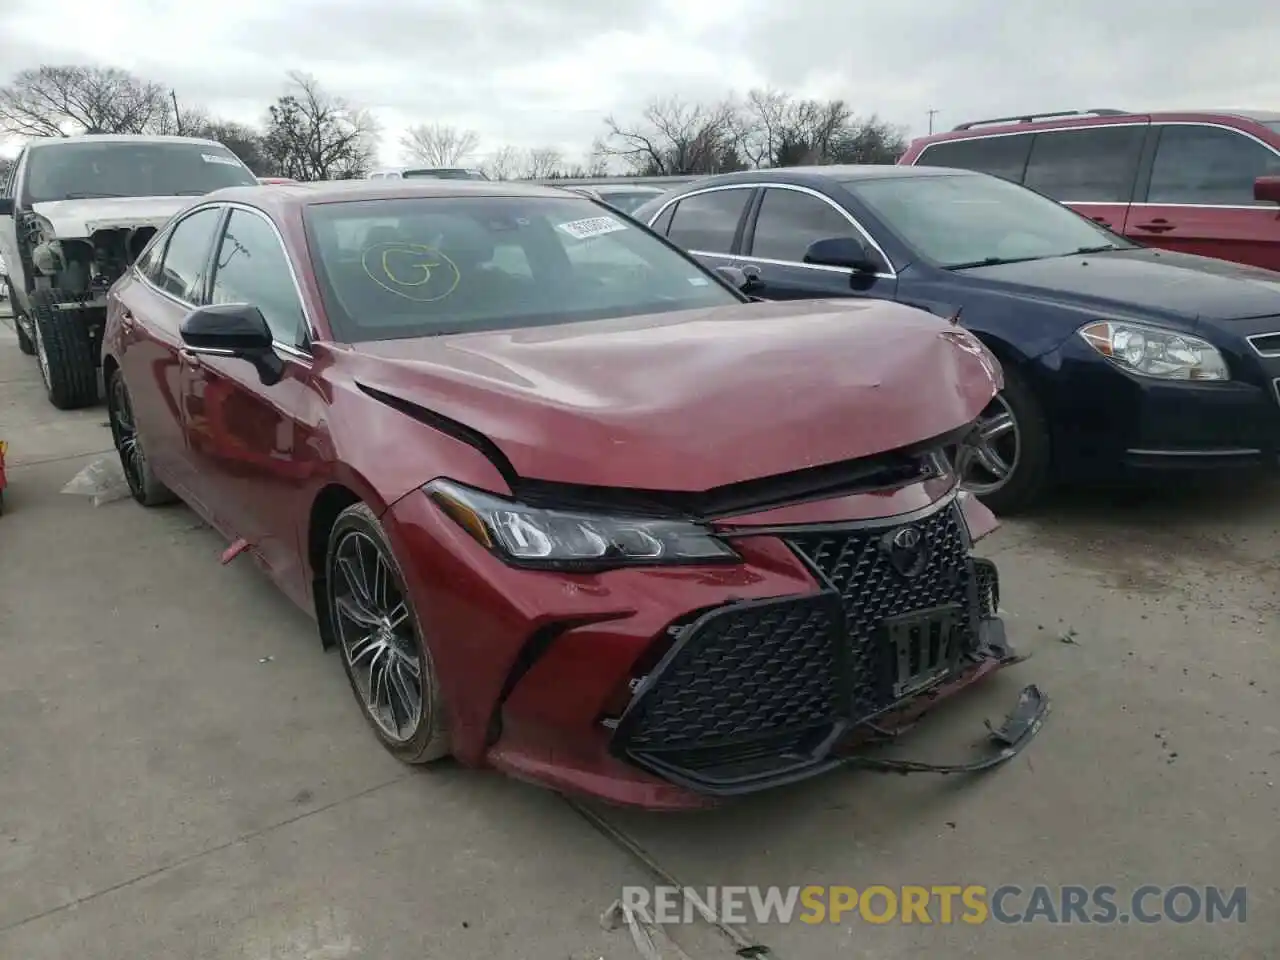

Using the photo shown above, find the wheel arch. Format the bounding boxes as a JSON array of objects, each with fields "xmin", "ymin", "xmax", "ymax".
[{"xmin": 307, "ymin": 481, "xmax": 365, "ymax": 650}]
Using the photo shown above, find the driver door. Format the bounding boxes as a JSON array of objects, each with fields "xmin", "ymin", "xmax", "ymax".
[
  {"xmin": 735, "ymin": 185, "xmax": 898, "ymax": 301},
  {"xmin": 179, "ymin": 207, "xmax": 321, "ymax": 598}
]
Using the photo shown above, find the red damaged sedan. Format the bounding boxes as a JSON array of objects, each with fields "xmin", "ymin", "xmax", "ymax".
[{"xmin": 102, "ymin": 180, "xmax": 1039, "ymax": 809}]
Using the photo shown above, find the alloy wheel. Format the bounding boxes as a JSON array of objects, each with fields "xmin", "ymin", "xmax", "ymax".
[
  {"xmin": 954, "ymin": 393, "xmax": 1021, "ymax": 495},
  {"xmin": 331, "ymin": 530, "xmax": 424, "ymax": 742},
  {"xmin": 108, "ymin": 374, "xmax": 147, "ymax": 499}
]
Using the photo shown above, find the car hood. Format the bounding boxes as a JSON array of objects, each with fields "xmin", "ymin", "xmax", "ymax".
[
  {"xmin": 333, "ymin": 299, "xmax": 1001, "ymax": 492},
  {"xmin": 30, "ymin": 197, "xmax": 191, "ymax": 238},
  {"xmin": 958, "ymin": 248, "xmax": 1280, "ymax": 324}
]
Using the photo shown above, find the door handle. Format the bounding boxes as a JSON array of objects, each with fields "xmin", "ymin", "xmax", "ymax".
[{"xmin": 1134, "ymin": 219, "xmax": 1174, "ymax": 233}]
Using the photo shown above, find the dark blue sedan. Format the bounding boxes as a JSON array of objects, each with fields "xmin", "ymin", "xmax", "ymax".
[{"xmin": 632, "ymin": 166, "xmax": 1280, "ymax": 512}]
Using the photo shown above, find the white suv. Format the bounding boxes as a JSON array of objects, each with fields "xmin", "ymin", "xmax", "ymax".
[{"xmin": 0, "ymin": 135, "xmax": 258, "ymax": 408}]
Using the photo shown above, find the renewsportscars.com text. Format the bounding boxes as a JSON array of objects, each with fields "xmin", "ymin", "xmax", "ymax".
[{"xmin": 621, "ymin": 884, "xmax": 1247, "ymax": 926}]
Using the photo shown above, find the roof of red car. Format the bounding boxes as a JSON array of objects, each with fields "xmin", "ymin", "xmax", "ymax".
[{"xmin": 207, "ymin": 178, "xmax": 574, "ymax": 213}]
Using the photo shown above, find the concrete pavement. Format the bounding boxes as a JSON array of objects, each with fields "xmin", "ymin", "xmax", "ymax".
[{"xmin": 0, "ymin": 303, "xmax": 1276, "ymax": 958}]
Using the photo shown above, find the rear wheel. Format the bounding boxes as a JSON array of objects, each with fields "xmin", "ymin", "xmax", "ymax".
[
  {"xmin": 31, "ymin": 288, "xmax": 98, "ymax": 410},
  {"xmin": 106, "ymin": 367, "xmax": 177, "ymax": 507},
  {"xmin": 326, "ymin": 502, "xmax": 450, "ymax": 764},
  {"xmin": 954, "ymin": 364, "xmax": 1051, "ymax": 515}
]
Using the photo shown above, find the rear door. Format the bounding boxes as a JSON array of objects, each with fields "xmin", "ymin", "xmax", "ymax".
[
  {"xmin": 1021, "ymin": 123, "xmax": 1148, "ymax": 232},
  {"xmin": 651, "ymin": 186, "xmax": 756, "ymax": 272},
  {"xmin": 110, "ymin": 204, "xmax": 224, "ymax": 505},
  {"xmin": 1126, "ymin": 122, "xmax": 1280, "ymax": 270},
  {"xmin": 736, "ymin": 184, "xmax": 897, "ymax": 301}
]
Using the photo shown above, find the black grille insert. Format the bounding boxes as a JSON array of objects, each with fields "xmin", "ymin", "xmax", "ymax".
[
  {"xmin": 614, "ymin": 592, "xmax": 845, "ymax": 754},
  {"xmin": 612, "ymin": 500, "xmax": 989, "ymax": 793}
]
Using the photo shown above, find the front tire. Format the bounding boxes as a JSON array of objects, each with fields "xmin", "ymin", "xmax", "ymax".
[
  {"xmin": 955, "ymin": 364, "xmax": 1051, "ymax": 515},
  {"xmin": 326, "ymin": 502, "xmax": 450, "ymax": 764},
  {"xmin": 106, "ymin": 367, "xmax": 177, "ymax": 507},
  {"xmin": 30, "ymin": 288, "xmax": 98, "ymax": 409}
]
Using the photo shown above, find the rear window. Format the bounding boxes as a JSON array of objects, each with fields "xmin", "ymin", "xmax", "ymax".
[
  {"xmin": 915, "ymin": 134, "xmax": 1033, "ymax": 182},
  {"xmin": 304, "ymin": 195, "xmax": 740, "ymax": 341},
  {"xmin": 24, "ymin": 141, "xmax": 256, "ymax": 203}
]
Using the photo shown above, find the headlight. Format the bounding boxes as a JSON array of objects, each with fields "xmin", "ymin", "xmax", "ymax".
[
  {"xmin": 1077, "ymin": 320, "xmax": 1228, "ymax": 381},
  {"xmin": 426, "ymin": 479, "xmax": 739, "ymax": 570}
]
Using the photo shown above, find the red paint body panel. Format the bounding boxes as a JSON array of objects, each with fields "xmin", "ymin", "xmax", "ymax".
[
  {"xmin": 102, "ymin": 181, "xmax": 1011, "ymax": 808},
  {"xmin": 343, "ymin": 299, "xmax": 1000, "ymax": 491}
]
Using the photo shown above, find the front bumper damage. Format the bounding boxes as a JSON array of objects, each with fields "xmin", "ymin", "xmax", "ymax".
[{"xmin": 608, "ymin": 498, "xmax": 1047, "ymax": 795}]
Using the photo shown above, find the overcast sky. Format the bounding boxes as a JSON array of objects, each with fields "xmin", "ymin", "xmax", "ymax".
[{"xmin": 2, "ymin": 0, "xmax": 1278, "ymax": 165}]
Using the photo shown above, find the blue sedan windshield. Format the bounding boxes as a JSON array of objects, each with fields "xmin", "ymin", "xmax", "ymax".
[{"xmin": 843, "ymin": 173, "xmax": 1135, "ymax": 269}]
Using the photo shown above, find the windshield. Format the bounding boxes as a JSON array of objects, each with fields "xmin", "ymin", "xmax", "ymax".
[
  {"xmin": 599, "ymin": 190, "xmax": 664, "ymax": 214},
  {"xmin": 24, "ymin": 141, "xmax": 256, "ymax": 203},
  {"xmin": 305, "ymin": 195, "xmax": 741, "ymax": 341},
  {"xmin": 843, "ymin": 173, "xmax": 1135, "ymax": 269},
  {"xmin": 403, "ymin": 168, "xmax": 489, "ymax": 181}
]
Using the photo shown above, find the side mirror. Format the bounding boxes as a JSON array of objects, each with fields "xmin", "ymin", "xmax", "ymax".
[
  {"xmin": 714, "ymin": 265, "xmax": 750, "ymax": 290},
  {"xmin": 0, "ymin": 197, "xmax": 13, "ymax": 217},
  {"xmin": 180, "ymin": 303, "xmax": 283, "ymax": 385},
  {"xmin": 1254, "ymin": 176, "xmax": 1280, "ymax": 204},
  {"xmin": 804, "ymin": 236, "xmax": 879, "ymax": 272}
]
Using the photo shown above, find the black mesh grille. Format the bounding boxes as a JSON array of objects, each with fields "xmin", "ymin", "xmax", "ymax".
[
  {"xmin": 617, "ymin": 593, "xmax": 844, "ymax": 752},
  {"xmin": 785, "ymin": 502, "xmax": 972, "ymax": 717}
]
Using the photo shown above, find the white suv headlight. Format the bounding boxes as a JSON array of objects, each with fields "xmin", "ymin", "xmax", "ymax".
[{"xmin": 1077, "ymin": 320, "xmax": 1228, "ymax": 381}]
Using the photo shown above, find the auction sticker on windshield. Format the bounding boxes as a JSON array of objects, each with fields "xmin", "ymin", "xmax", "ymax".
[
  {"xmin": 557, "ymin": 216, "xmax": 628, "ymax": 240},
  {"xmin": 202, "ymin": 154, "xmax": 242, "ymax": 166}
]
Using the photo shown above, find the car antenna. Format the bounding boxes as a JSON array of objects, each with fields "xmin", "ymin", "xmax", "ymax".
[{"xmin": 949, "ymin": 307, "xmax": 963, "ymax": 325}]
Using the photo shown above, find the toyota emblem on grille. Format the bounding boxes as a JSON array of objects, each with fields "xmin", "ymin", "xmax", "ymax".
[{"xmin": 882, "ymin": 524, "xmax": 929, "ymax": 578}]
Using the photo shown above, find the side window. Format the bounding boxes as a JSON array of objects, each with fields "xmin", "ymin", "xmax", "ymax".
[
  {"xmin": 917, "ymin": 134, "xmax": 1033, "ymax": 183},
  {"xmin": 665, "ymin": 189, "xmax": 751, "ymax": 254},
  {"xmin": 155, "ymin": 207, "xmax": 221, "ymax": 301},
  {"xmin": 1147, "ymin": 125, "xmax": 1280, "ymax": 205},
  {"xmin": 209, "ymin": 209, "xmax": 306, "ymax": 346},
  {"xmin": 749, "ymin": 188, "xmax": 859, "ymax": 263},
  {"xmin": 649, "ymin": 204, "xmax": 676, "ymax": 236},
  {"xmin": 1023, "ymin": 126, "xmax": 1146, "ymax": 202},
  {"xmin": 0, "ymin": 153, "xmax": 19, "ymax": 198}
]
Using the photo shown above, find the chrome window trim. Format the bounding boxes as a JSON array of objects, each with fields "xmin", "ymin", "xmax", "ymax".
[
  {"xmin": 134, "ymin": 200, "xmax": 317, "ymax": 364},
  {"xmin": 1273, "ymin": 378, "xmax": 1280, "ymax": 406},
  {"xmin": 647, "ymin": 182, "xmax": 897, "ymax": 280},
  {"xmin": 1245, "ymin": 332, "xmax": 1280, "ymax": 358}
]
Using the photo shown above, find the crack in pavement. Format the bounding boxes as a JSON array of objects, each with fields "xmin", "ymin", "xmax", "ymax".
[{"xmin": 0, "ymin": 772, "xmax": 416, "ymax": 937}]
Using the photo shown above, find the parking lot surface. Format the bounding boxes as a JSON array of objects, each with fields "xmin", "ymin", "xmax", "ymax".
[{"xmin": 0, "ymin": 304, "xmax": 1276, "ymax": 959}]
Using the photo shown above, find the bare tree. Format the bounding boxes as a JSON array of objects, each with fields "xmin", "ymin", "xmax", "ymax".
[
  {"xmin": 736, "ymin": 89, "xmax": 852, "ymax": 167},
  {"xmin": 521, "ymin": 146, "xmax": 563, "ymax": 179},
  {"xmin": 0, "ymin": 155, "xmax": 13, "ymax": 185},
  {"xmin": 0, "ymin": 66, "xmax": 172, "ymax": 137},
  {"xmin": 400, "ymin": 124, "xmax": 479, "ymax": 167},
  {"xmin": 480, "ymin": 145, "xmax": 522, "ymax": 180},
  {"xmin": 261, "ymin": 71, "xmax": 378, "ymax": 181},
  {"xmin": 599, "ymin": 96, "xmax": 743, "ymax": 175},
  {"xmin": 827, "ymin": 116, "xmax": 910, "ymax": 165}
]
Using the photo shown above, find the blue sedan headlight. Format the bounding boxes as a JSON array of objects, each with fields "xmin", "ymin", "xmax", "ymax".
[{"xmin": 1077, "ymin": 320, "xmax": 1228, "ymax": 381}]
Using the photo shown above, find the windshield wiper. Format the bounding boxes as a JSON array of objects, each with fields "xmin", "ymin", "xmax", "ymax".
[
  {"xmin": 61, "ymin": 191, "xmax": 126, "ymax": 199},
  {"xmin": 169, "ymin": 190, "xmax": 212, "ymax": 196},
  {"xmin": 945, "ymin": 255, "xmax": 1050, "ymax": 270},
  {"xmin": 1074, "ymin": 244, "xmax": 1120, "ymax": 254}
]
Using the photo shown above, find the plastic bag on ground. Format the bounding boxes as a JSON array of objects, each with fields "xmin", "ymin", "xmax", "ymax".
[{"xmin": 61, "ymin": 455, "xmax": 131, "ymax": 507}]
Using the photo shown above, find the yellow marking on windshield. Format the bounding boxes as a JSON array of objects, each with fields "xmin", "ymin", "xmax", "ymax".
[{"xmin": 360, "ymin": 242, "xmax": 461, "ymax": 302}]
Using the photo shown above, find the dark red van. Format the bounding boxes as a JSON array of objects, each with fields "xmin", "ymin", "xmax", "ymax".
[{"xmin": 899, "ymin": 109, "xmax": 1280, "ymax": 272}]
